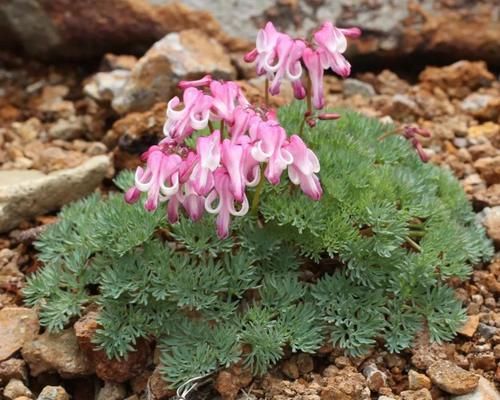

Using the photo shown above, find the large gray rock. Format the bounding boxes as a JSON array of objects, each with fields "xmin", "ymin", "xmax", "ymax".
[
  {"xmin": 0, "ymin": 155, "xmax": 110, "ymax": 233},
  {"xmin": 1, "ymin": 1, "xmax": 499, "ymax": 67},
  {"xmin": 111, "ymin": 29, "xmax": 236, "ymax": 114}
]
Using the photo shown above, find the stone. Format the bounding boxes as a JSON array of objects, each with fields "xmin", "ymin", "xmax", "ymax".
[
  {"xmin": 321, "ymin": 366, "xmax": 369, "ymax": 400},
  {"xmin": 427, "ymin": 360, "xmax": 479, "ymax": 395},
  {"xmin": 296, "ymin": 353, "xmax": 314, "ymax": 375},
  {"xmin": 468, "ymin": 123, "xmax": 500, "ymax": 140},
  {"xmin": 48, "ymin": 116, "xmax": 87, "ymax": 140},
  {"xmin": 481, "ymin": 207, "xmax": 500, "ymax": 246},
  {"xmin": 386, "ymin": 94, "xmax": 420, "ymax": 121},
  {"xmin": 452, "ymin": 377, "xmax": 500, "ymax": 400},
  {"xmin": 457, "ymin": 315, "xmax": 480, "ymax": 337},
  {"xmin": 461, "ymin": 95, "xmax": 500, "ymax": 121},
  {"xmin": 112, "ymin": 29, "xmax": 235, "ymax": 114},
  {"xmin": 148, "ymin": 367, "xmax": 176, "ymax": 400},
  {"xmin": 0, "ymin": 155, "xmax": 110, "ymax": 233},
  {"xmin": 74, "ymin": 312, "xmax": 150, "ymax": 382},
  {"xmin": 37, "ymin": 386, "xmax": 70, "ymax": 400},
  {"xmin": 96, "ymin": 382, "xmax": 127, "ymax": 400},
  {"xmin": 101, "ymin": 53, "xmax": 138, "ymax": 71},
  {"xmin": 21, "ymin": 328, "xmax": 93, "ymax": 378},
  {"xmin": 469, "ymin": 352, "xmax": 497, "ymax": 371},
  {"xmin": 3, "ymin": 379, "xmax": 32, "ymax": 399},
  {"xmin": 0, "ymin": 359, "xmax": 28, "ymax": 384},
  {"xmin": 419, "ymin": 61, "xmax": 495, "ymax": 99},
  {"xmin": 474, "ymin": 184, "xmax": 500, "ymax": 208},
  {"xmin": 362, "ymin": 363, "xmax": 386, "ymax": 392},
  {"xmin": 400, "ymin": 388, "xmax": 432, "ymax": 400},
  {"xmin": 477, "ymin": 323, "xmax": 497, "ymax": 340},
  {"xmin": 408, "ymin": 370, "xmax": 431, "ymax": 390},
  {"xmin": 214, "ymin": 365, "xmax": 253, "ymax": 400},
  {"xmin": 0, "ymin": 307, "xmax": 39, "ymax": 361},
  {"xmin": 281, "ymin": 357, "xmax": 299, "ymax": 379},
  {"xmin": 343, "ymin": 79, "xmax": 376, "ymax": 98},
  {"xmin": 474, "ymin": 157, "xmax": 500, "ymax": 186},
  {"xmin": 84, "ymin": 70, "xmax": 132, "ymax": 103}
]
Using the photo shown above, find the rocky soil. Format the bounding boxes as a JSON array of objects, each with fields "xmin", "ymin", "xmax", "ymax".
[{"xmin": 0, "ymin": 1, "xmax": 500, "ymax": 399}]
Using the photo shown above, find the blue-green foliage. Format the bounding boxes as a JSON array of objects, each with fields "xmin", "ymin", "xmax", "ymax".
[{"xmin": 24, "ymin": 102, "xmax": 492, "ymax": 387}]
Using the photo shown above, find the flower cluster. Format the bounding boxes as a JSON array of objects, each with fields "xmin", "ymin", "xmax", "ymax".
[
  {"xmin": 244, "ymin": 21, "xmax": 361, "ymax": 110},
  {"xmin": 125, "ymin": 76, "xmax": 322, "ymax": 238}
]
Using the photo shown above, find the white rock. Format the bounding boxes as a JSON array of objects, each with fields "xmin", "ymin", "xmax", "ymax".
[
  {"xmin": 452, "ymin": 377, "xmax": 500, "ymax": 400},
  {"xmin": 0, "ymin": 155, "xmax": 110, "ymax": 233},
  {"xmin": 84, "ymin": 70, "xmax": 131, "ymax": 102}
]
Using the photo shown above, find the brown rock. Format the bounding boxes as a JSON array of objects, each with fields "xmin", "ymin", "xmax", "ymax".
[
  {"xmin": 148, "ymin": 367, "xmax": 176, "ymax": 400},
  {"xmin": 419, "ymin": 61, "xmax": 494, "ymax": 99},
  {"xmin": 281, "ymin": 357, "xmax": 299, "ymax": 379},
  {"xmin": 101, "ymin": 53, "xmax": 138, "ymax": 71},
  {"xmin": 458, "ymin": 315, "xmax": 480, "ymax": 338},
  {"xmin": 411, "ymin": 336, "xmax": 455, "ymax": 370},
  {"xmin": 96, "ymin": 381, "xmax": 127, "ymax": 400},
  {"xmin": 461, "ymin": 95, "xmax": 500, "ymax": 121},
  {"xmin": 214, "ymin": 370, "xmax": 240, "ymax": 400},
  {"xmin": 427, "ymin": 360, "xmax": 479, "ymax": 395},
  {"xmin": 112, "ymin": 29, "xmax": 235, "ymax": 114},
  {"xmin": 362, "ymin": 363, "xmax": 386, "ymax": 392},
  {"xmin": 74, "ymin": 312, "xmax": 150, "ymax": 382},
  {"xmin": 0, "ymin": 359, "xmax": 28, "ymax": 384},
  {"xmin": 474, "ymin": 157, "xmax": 500, "ymax": 186},
  {"xmin": 296, "ymin": 353, "xmax": 314, "ymax": 375},
  {"xmin": 214, "ymin": 364, "xmax": 252, "ymax": 400},
  {"xmin": 474, "ymin": 185, "xmax": 500, "ymax": 209},
  {"xmin": 469, "ymin": 352, "xmax": 497, "ymax": 371},
  {"xmin": 3, "ymin": 378, "xmax": 32, "ymax": 399},
  {"xmin": 468, "ymin": 122, "xmax": 500, "ymax": 141},
  {"xmin": 105, "ymin": 102, "xmax": 166, "ymax": 151},
  {"xmin": 473, "ymin": 269, "xmax": 500, "ymax": 295},
  {"xmin": 408, "ymin": 370, "xmax": 431, "ymax": 390},
  {"xmin": 37, "ymin": 385, "xmax": 70, "ymax": 400},
  {"xmin": 21, "ymin": 328, "xmax": 93, "ymax": 378},
  {"xmin": 0, "ymin": 307, "xmax": 39, "ymax": 361},
  {"xmin": 400, "ymin": 388, "xmax": 432, "ymax": 400},
  {"xmin": 482, "ymin": 207, "xmax": 500, "ymax": 246},
  {"xmin": 321, "ymin": 366, "xmax": 369, "ymax": 400}
]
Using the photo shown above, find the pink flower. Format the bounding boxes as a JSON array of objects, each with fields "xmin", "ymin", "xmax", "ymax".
[
  {"xmin": 221, "ymin": 139, "xmax": 246, "ymax": 202},
  {"xmin": 286, "ymin": 135, "xmax": 322, "ymax": 200},
  {"xmin": 302, "ymin": 47, "xmax": 325, "ymax": 110},
  {"xmin": 267, "ymin": 37, "xmax": 306, "ymax": 99},
  {"xmin": 313, "ymin": 22, "xmax": 359, "ymax": 78},
  {"xmin": 164, "ymin": 87, "xmax": 213, "ymax": 143},
  {"xmin": 129, "ymin": 146, "xmax": 182, "ymax": 212},
  {"xmin": 190, "ymin": 130, "xmax": 221, "ymax": 195},
  {"xmin": 229, "ymin": 106, "xmax": 254, "ymax": 143},
  {"xmin": 251, "ymin": 121, "xmax": 293, "ymax": 184},
  {"xmin": 205, "ymin": 168, "xmax": 249, "ymax": 238},
  {"xmin": 178, "ymin": 74, "xmax": 212, "ymax": 90},
  {"xmin": 244, "ymin": 22, "xmax": 284, "ymax": 77},
  {"xmin": 210, "ymin": 81, "xmax": 243, "ymax": 123}
]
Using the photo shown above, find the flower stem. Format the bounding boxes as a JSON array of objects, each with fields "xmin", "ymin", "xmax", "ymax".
[
  {"xmin": 299, "ymin": 73, "xmax": 313, "ymax": 137},
  {"xmin": 220, "ymin": 120, "xmax": 225, "ymax": 138},
  {"xmin": 251, "ymin": 165, "xmax": 266, "ymax": 215},
  {"xmin": 265, "ymin": 79, "xmax": 269, "ymax": 107},
  {"xmin": 208, "ymin": 121, "xmax": 215, "ymax": 133}
]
